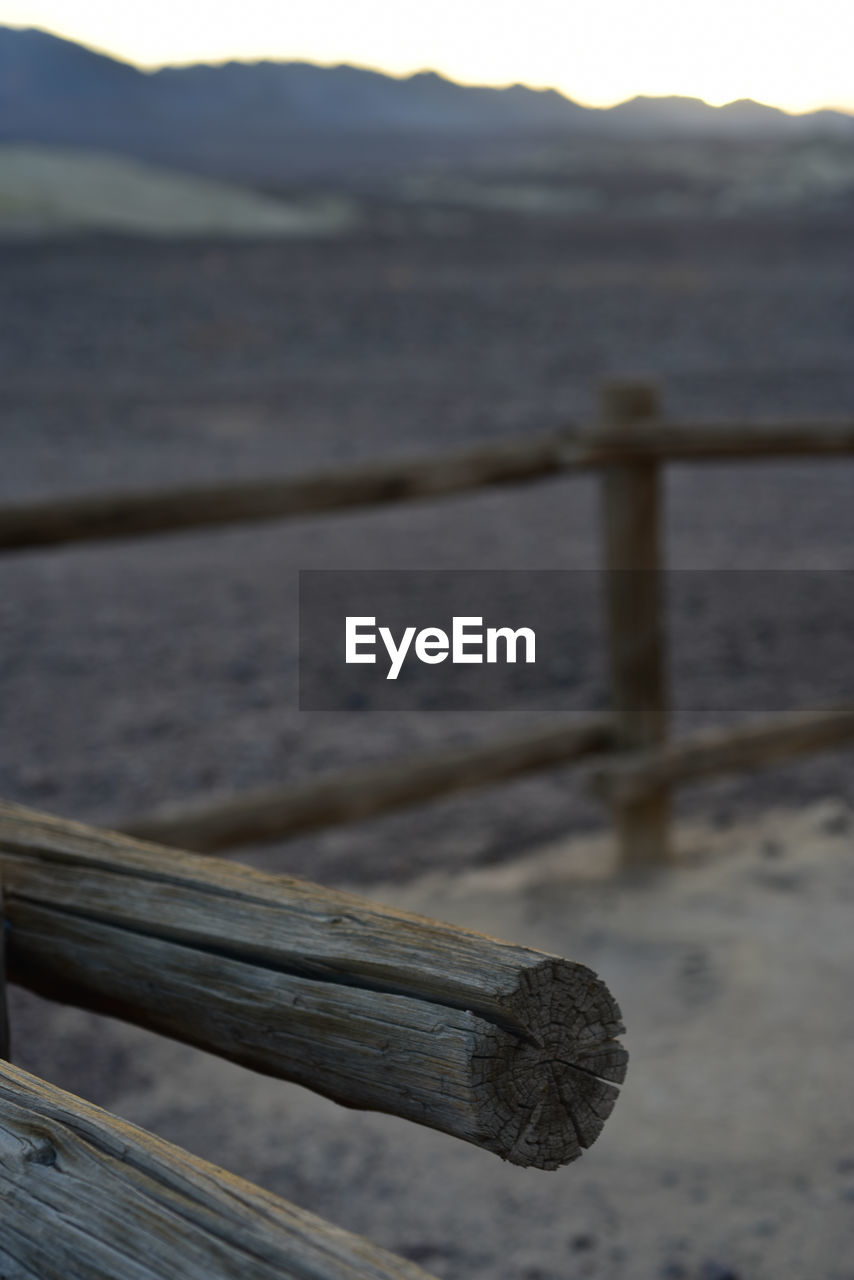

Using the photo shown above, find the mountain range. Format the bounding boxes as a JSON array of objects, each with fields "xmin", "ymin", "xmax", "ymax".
[{"xmin": 2, "ymin": 26, "xmax": 853, "ymax": 184}]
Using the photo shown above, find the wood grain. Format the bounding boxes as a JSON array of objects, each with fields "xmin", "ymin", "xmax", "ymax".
[
  {"xmin": 119, "ymin": 716, "xmax": 615, "ymax": 852},
  {"xmin": 0, "ymin": 1058, "xmax": 438, "ymax": 1280},
  {"xmin": 0, "ymin": 801, "xmax": 627, "ymax": 1170},
  {"xmin": 590, "ymin": 707, "xmax": 854, "ymax": 806}
]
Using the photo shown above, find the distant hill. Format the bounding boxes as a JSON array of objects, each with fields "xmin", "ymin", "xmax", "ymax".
[
  {"xmin": 0, "ymin": 144, "xmax": 358, "ymax": 236},
  {"xmin": 2, "ymin": 27, "xmax": 852, "ymax": 183}
]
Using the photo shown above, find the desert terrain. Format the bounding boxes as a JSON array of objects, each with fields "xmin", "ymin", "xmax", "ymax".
[{"xmin": 2, "ymin": 189, "xmax": 854, "ymax": 1277}]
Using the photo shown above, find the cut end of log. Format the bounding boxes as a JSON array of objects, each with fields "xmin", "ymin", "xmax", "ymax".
[
  {"xmin": 0, "ymin": 800, "xmax": 628, "ymax": 1173},
  {"xmin": 471, "ymin": 959, "xmax": 627, "ymax": 1170}
]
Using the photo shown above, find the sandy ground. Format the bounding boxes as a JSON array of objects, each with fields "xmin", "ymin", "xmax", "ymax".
[
  {"xmin": 2, "ymin": 223, "xmax": 854, "ymax": 1276},
  {"xmin": 3, "ymin": 228, "xmax": 854, "ymax": 871},
  {"xmin": 0, "ymin": 145, "xmax": 358, "ymax": 237},
  {"xmin": 8, "ymin": 799, "xmax": 854, "ymax": 1280}
]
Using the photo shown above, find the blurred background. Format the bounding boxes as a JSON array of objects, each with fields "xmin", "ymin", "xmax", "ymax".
[
  {"xmin": 2, "ymin": 5, "xmax": 854, "ymax": 1278},
  {"xmin": 2, "ymin": 7, "xmax": 854, "ymax": 878}
]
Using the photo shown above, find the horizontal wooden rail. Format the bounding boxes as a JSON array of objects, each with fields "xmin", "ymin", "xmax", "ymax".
[
  {"xmin": 120, "ymin": 716, "xmax": 615, "ymax": 853},
  {"xmin": 0, "ymin": 431, "xmax": 569, "ymax": 551},
  {"xmin": 0, "ymin": 801, "xmax": 627, "ymax": 1171},
  {"xmin": 3, "ymin": 417, "xmax": 854, "ymax": 552},
  {"xmin": 589, "ymin": 706, "xmax": 854, "ymax": 806},
  {"xmin": 564, "ymin": 418, "xmax": 854, "ymax": 465},
  {"xmin": 0, "ymin": 1060, "xmax": 436, "ymax": 1280}
]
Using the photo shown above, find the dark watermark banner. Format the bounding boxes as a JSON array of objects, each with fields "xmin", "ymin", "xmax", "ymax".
[{"xmin": 299, "ymin": 570, "xmax": 854, "ymax": 712}]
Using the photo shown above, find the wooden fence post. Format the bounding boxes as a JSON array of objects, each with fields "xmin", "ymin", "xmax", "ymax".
[
  {"xmin": 0, "ymin": 876, "xmax": 9, "ymax": 1059},
  {"xmin": 599, "ymin": 380, "xmax": 671, "ymax": 866}
]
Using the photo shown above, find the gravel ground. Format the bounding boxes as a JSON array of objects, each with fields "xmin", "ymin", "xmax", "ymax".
[
  {"xmin": 7, "ymin": 800, "xmax": 854, "ymax": 1280},
  {"xmin": 2, "ymin": 214, "xmax": 854, "ymax": 1278},
  {"xmin": 1, "ymin": 218, "xmax": 853, "ymax": 878}
]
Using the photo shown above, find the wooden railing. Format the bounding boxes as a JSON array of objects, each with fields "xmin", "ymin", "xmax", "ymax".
[
  {"xmin": 0, "ymin": 799, "xmax": 626, "ymax": 1275},
  {"xmin": 3, "ymin": 413, "xmax": 854, "ymax": 553},
  {"xmin": 0, "ymin": 799, "xmax": 626, "ymax": 1171},
  {"xmin": 0, "ymin": 1057, "xmax": 437, "ymax": 1280},
  {"xmin": 3, "ymin": 378, "xmax": 854, "ymax": 868},
  {"xmin": 121, "ymin": 716, "xmax": 616, "ymax": 852},
  {"xmin": 3, "ymin": 375, "xmax": 854, "ymax": 1271}
]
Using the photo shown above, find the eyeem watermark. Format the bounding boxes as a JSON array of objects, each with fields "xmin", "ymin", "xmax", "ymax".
[
  {"xmin": 346, "ymin": 616, "xmax": 536, "ymax": 680},
  {"xmin": 299, "ymin": 568, "xmax": 854, "ymax": 711}
]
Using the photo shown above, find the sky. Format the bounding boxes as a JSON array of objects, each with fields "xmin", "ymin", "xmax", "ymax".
[{"xmin": 2, "ymin": 0, "xmax": 853, "ymax": 115}]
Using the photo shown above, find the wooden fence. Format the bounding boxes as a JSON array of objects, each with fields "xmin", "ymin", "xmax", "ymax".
[
  {"xmin": 3, "ymin": 377, "xmax": 852, "ymax": 867},
  {"xmin": 0, "ymin": 798, "xmax": 626, "ymax": 1275},
  {"xmin": 0, "ymin": 1057, "xmax": 438, "ymax": 1280},
  {"xmin": 2, "ymin": 376, "xmax": 853, "ymax": 1270},
  {"xmin": 3, "ymin": 409, "xmax": 854, "ymax": 554}
]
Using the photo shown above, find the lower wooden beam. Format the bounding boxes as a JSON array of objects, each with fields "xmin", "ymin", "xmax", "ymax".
[
  {"xmin": 0, "ymin": 801, "xmax": 627, "ymax": 1171},
  {"xmin": 118, "ymin": 716, "xmax": 615, "ymax": 853},
  {"xmin": 0, "ymin": 1059, "xmax": 436, "ymax": 1280},
  {"xmin": 590, "ymin": 707, "xmax": 854, "ymax": 807}
]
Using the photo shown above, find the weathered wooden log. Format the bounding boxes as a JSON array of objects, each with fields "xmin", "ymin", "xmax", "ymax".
[
  {"xmin": 598, "ymin": 381, "xmax": 671, "ymax": 867},
  {"xmin": 590, "ymin": 707, "xmax": 854, "ymax": 806},
  {"xmin": 0, "ymin": 801, "xmax": 627, "ymax": 1171},
  {"xmin": 562, "ymin": 417, "xmax": 854, "ymax": 465},
  {"xmin": 0, "ymin": 1059, "xmax": 437, "ymax": 1280},
  {"xmin": 0, "ymin": 431, "xmax": 569, "ymax": 551},
  {"xmin": 119, "ymin": 716, "xmax": 615, "ymax": 853}
]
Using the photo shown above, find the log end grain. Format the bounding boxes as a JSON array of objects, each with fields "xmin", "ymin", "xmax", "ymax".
[
  {"xmin": 470, "ymin": 958, "xmax": 627, "ymax": 1170},
  {"xmin": 0, "ymin": 799, "xmax": 628, "ymax": 1173}
]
